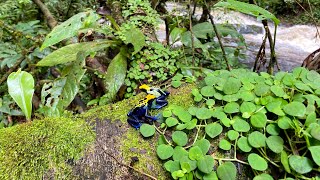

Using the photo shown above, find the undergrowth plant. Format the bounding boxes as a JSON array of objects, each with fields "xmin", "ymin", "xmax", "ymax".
[{"xmin": 139, "ymin": 67, "xmax": 320, "ymax": 179}]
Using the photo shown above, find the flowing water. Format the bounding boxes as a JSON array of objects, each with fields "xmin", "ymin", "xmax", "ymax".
[{"xmin": 157, "ymin": 2, "xmax": 320, "ymax": 72}]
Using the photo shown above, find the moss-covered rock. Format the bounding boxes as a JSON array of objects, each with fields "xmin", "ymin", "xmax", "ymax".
[{"xmin": 0, "ymin": 117, "xmax": 95, "ymax": 179}]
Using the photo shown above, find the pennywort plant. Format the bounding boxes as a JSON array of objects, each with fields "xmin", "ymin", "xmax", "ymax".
[{"xmin": 139, "ymin": 67, "xmax": 320, "ymax": 179}]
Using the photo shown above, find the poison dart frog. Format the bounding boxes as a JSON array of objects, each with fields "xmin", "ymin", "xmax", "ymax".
[
  {"xmin": 139, "ymin": 84, "xmax": 170, "ymax": 109},
  {"xmin": 127, "ymin": 94, "xmax": 158, "ymax": 129}
]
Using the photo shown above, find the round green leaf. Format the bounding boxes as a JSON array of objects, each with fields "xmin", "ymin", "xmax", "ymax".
[
  {"xmin": 239, "ymin": 91, "xmax": 255, "ymax": 101},
  {"xmin": 194, "ymin": 139, "xmax": 211, "ymax": 155},
  {"xmin": 223, "ymin": 77, "xmax": 242, "ymax": 95},
  {"xmin": 189, "ymin": 146, "xmax": 203, "ymax": 160},
  {"xmin": 206, "ymin": 99, "xmax": 215, "ymax": 107},
  {"xmin": 250, "ymin": 112, "xmax": 267, "ymax": 128},
  {"xmin": 240, "ymin": 102, "xmax": 256, "ymax": 114},
  {"xmin": 227, "ymin": 130, "xmax": 239, "ymax": 141},
  {"xmin": 196, "ymin": 107, "xmax": 212, "ymax": 120},
  {"xmin": 248, "ymin": 131, "xmax": 266, "ymax": 148},
  {"xmin": 217, "ymin": 162, "xmax": 237, "ymax": 180},
  {"xmin": 205, "ymin": 123, "xmax": 223, "ymax": 138},
  {"xmin": 277, "ymin": 116, "xmax": 293, "ymax": 129},
  {"xmin": 224, "ymin": 102, "xmax": 239, "ymax": 114},
  {"xmin": 254, "ymin": 83, "xmax": 270, "ymax": 96},
  {"xmin": 186, "ymin": 119, "xmax": 197, "ymax": 130},
  {"xmin": 232, "ymin": 118, "xmax": 250, "ymax": 132},
  {"xmin": 205, "ymin": 75, "xmax": 216, "ymax": 86},
  {"xmin": 219, "ymin": 139, "xmax": 231, "ymax": 150},
  {"xmin": 201, "ymin": 86, "xmax": 215, "ymax": 97},
  {"xmin": 171, "ymin": 170, "xmax": 184, "ymax": 179},
  {"xmin": 283, "ymin": 101, "xmax": 306, "ymax": 117},
  {"xmin": 194, "ymin": 94, "xmax": 203, "ymax": 102},
  {"xmin": 176, "ymin": 123, "xmax": 187, "ymax": 130},
  {"xmin": 188, "ymin": 107, "xmax": 198, "ymax": 116},
  {"xmin": 178, "ymin": 111, "xmax": 192, "ymax": 123},
  {"xmin": 164, "ymin": 160, "xmax": 180, "ymax": 173},
  {"xmin": 173, "ymin": 146, "xmax": 188, "ymax": 161},
  {"xmin": 180, "ymin": 156, "xmax": 197, "ymax": 171},
  {"xmin": 248, "ymin": 153, "xmax": 268, "ymax": 171},
  {"xmin": 289, "ymin": 155, "xmax": 313, "ymax": 174},
  {"xmin": 266, "ymin": 136, "xmax": 284, "ymax": 153},
  {"xmin": 222, "ymin": 94, "xmax": 239, "ymax": 102},
  {"xmin": 162, "ymin": 110, "xmax": 172, "ymax": 117},
  {"xmin": 166, "ymin": 117, "xmax": 178, "ymax": 127},
  {"xmin": 172, "ymin": 131, "xmax": 188, "ymax": 146},
  {"xmin": 157, "ymin": 144, "xmax": 174, "ymax": 160},
  {"xmin": 237, "ymin": 137, "xmax": 252, "ymax": 152},
  {"xmin": 308, "ymin": 146, "xmax": 320, "ymax": 166},
  {"xmin": 197, "ymin": 155, "xmax": 215, "ymax": 174},
  {"xmin": 266, "ymin": 124, "xmax": 280, "ymax": 135},
  {"xmin": 270, "ymin": 85, "xmax": 285, "ymax": 97},
  {"xmin": 253, "ymin": 173, "xmax": 274, "ymax": 180},
  {"xmin": 171, "ymin": 80, "xmax": 182, "ymax": 88},
  {"xmin": 203, "ymin": 171, "xmax": 218, "ymax": 180},
  {"xmin": 214, "ymin": 92, "xmax": 223, "ymax": 100},
  {"xmin": 140, "ymin": 124, "xmax": 155, "ymax": 137}
]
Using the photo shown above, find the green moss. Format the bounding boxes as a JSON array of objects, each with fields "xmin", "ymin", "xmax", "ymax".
[{"xmin": 0, "ymin": 117, "xmax": 95, "ymax": 179}]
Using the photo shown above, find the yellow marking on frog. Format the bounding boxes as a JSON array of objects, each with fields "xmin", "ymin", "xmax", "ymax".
[
  {"xmin": 139, "ymin": 84, "xmax": 162, "ymax": 97},
  {"xmin": 135, "ymin": 94, "xmax": 156, "ymax": 107}
]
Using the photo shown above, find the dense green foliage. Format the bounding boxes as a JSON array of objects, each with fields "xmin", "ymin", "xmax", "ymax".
[
  {"xmin": 0, "ymin": 117, "xmax": 95, "ymax": 179},
  {"xmin": 140, "ymin": 67, "xmax": 320, "ymax": 179}
]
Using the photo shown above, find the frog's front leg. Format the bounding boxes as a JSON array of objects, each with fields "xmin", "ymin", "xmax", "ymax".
[{"xmin": 127, "ymin": 117, "xmax": 142, "ymax": 129}]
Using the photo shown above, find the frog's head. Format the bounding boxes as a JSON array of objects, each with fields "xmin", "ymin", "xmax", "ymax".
[{"xmin": 139, "ymin": 84, "xmax": 151, "ymax": 92}]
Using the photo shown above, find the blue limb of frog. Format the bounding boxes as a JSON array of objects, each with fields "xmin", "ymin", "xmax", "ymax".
[
  {"xmin": 139, "ymin": 84, "xmax": 170, "ymax": 109},
  {"xmin": 127, "ymin": 94, "xmax": 158, "ymax": 129}
]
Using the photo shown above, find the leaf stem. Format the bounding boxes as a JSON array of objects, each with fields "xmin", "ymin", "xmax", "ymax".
[{"xmin": 211, "ymin": 157, "xmax": 249, "ymax": 165}]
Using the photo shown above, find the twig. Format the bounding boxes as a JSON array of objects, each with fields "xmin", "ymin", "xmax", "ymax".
[
  {"xmin": 262, "ymin": 20, "xmax": 277, "ymax": 74},
  {"xmin": 32, "ymin": 0, "xmax": 58, "ymax": 29},
  {"xmin": 208, "ymin": 14, "xmax": 231, "ymax": 70},
  {"xmin": 253, "ymin": 33, "xmax": 267, "ymax": 72}
]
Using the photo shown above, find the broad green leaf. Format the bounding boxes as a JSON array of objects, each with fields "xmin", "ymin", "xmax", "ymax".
[
  {"xmin": 266, "ymin": 136, "xmax": 283, "ymax": 153},
  {"xmin": 281, "ymin": 150, "xmax": 291, "ymax": 173},
  {"xmin": 196, "ymin": 107, "xmax": 212, "ymax": 120},
  {"xmin": 164, "ymin": 160, "xmax": 181, "ymax": 173},
  {"xmin": 254, "ymin": 83, "xmax": 270, "ymax": 96},
  {"xmin": 266, "ymin": 124, "xmax": 280, "ymax": 135},
  {"xmin": 205, "ymin": 75, "xmax": 217, "ymax": 86},
  {"xmin": 223, "ymin": 77, "xmax": 241, "ymax": 95},
  {"xmin": 181, "ymin": 31, "xmax": 203, "ymax": 48},
  {"xmin": 189, "ymin": 146, "xmax": 204, "ymax": 160},
  {"xmin": 253, "ymin": 174, "xmax": 273, "ymax": 180},
  {"xmin": 41, "ymin": 11, "xmax": 94, "ymax": 50},
  {"xmin": 217, "ymin": 162, "xmax": 237, "ymax": 180},
  {"xmin": 197, "ymin": 155, "xmax": 214, "ymax": 174},
  {"xmin": 203, "ymin": 171, "xmax": 218, "ymax": 180},
  {"xmin": 248, "ymin": 131, "xmax": 266, "ymax": 148},
  {"xmin": 177, "ymin": 110, "xmax": 192, "ymax": 123},
  {"xmin": 224, "ymin": 102, "xmax": 239, "ymax": 114},
  {"xmin": 157, "ymin": 144, "xmax": 174, "ymax": 160},
  {"xmin": 170, "ymin": 27, "xmax": 186, "ymax": 43},
  {"xmin": 308, "ymin": 146, "xmax": 320, "ymax": 166},
  {"xmin": 222, "ymin": 94, "xmax": 238, "ymax": 102},
  {"xmin": 219, "ymin": 139, "xmax": 231, "ymax": 150},
  {"xmin": 172, "ymin": 131, "xmax": 188, "ymax": 146},
  {"xmin": 237, "ymin": 137, "xmax": 252, "ymax": 152},
  {"xmin": 102, "ymin": 49, "xmax": 127, "ymax": 103},
  {"xmin": 139, "ymin": 124, "xmax": 155, "ymax": 137},
  {"xmin": 239, "ymin": 91, "xmax": 255, "ymax": 101},
  {"xmin": 194, "ymin": 139, "xmax": 211, "ymax": 155},
  {"xmin": 270, "ymin": 85, "xmax": 285, "ymax": 97},
  {"xmin": 277, "ymin": 116, "xmax": 293, "ymax": 129},
  {"xmin": 240, "ymin": 102, "xmax": 256, "ymax": 115},
  {"xmin": 37, "ymin": 40, "xmax": 116, "ymax": 66},
  {"xmin": 289, "ymin": 155, "xmax": 313, "ymax": 174},
  {"xmin": 206, "ymin": 99, "xmax": 215, "ymax": 107},
  {"xmin": 166, "ymin": 117, "xmax": 178, "ymax": 127},
  {"xmin": 205, "ymin": 122, "xmax": 223, "ymax": 138},
  {"xmin": 41, "ymin": 52, "xmax": 86, "ymax": 117},
  {"xmin": 232, "ymin": 118, "xmax": 250, "ymax": 132},
  {"xmin": 283, "ymin": 101, "xmax": 306, "ymax": 117},
  {"xmin": 186, "ymin": 119, "xmax": 197, "ymax": 130},
  {"xmin": 7, "ymin": 69, "xmax": 34, "ymax": 120},
  {"xmin": 266, "ymin": 100, "xmax": 285, "ymax": 116},
  {"xmin": 305, "ymin": 112, "xmax": 316, "ymax": 127},
  {"xmin": 311, "ymin": 125, "xmax": 320, "ymax": 140},
  {"xmin": 173, "ymin": 146, "xmax": 188, "ymax": 161},
  {"xmin": 201, "ymin": 86, "xmax": 215, "ymax": 97},
  {"xmin": 192, "ymin": 22, "xmax": 213, "ymax": 39},
  {"xmin": 250, "ymin": 112, "xmax": 267, "ymax": 128},
  {"xmin": 123, "ymin": 27, "xmax": 145, "ymax": 54},
  {"xmin": 227, "ymin": 130, "xmax": 239, "ymax": 141},
  {"xmin": 248, "ymin": 153, "xmax": 268, "ymax": 171},
  {"xmin": 162, "ymin": 109, "xmax": 172, "ymax": 117},
  {"xmin": 171, "ymin": 80, "xmax": 182, "ymax": 88},
  {"xmin": 180, "ymin": 156, "xmax": 197, "ymax": 171},
  {"xmin": 215, "ymin": 0, "xmax": 280, "ymax": 25},
  {"xmin": 188, "ymin": 106, "xmax": 198, "ymax": 116},
  {"xmin": 294, "ymin": 81, "xmax": 313, "ymax": 92},
  {"xmin": 171, "ymin": 170, "xmax": 184, "ymax": 179}
]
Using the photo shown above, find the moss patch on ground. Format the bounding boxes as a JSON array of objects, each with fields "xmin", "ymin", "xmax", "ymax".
[{"xmin": 0, "ymin": 117, "xmax": 95, "ymax": 179}]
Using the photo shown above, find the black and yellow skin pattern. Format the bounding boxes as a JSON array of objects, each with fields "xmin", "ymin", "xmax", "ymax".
[
  {"xmin": 127, "ymin": 94, "xmax": 158, "ymax": 129},
  {"xmin": 127, "ymin": 85, "xmax": 170, "ymax": 129}
]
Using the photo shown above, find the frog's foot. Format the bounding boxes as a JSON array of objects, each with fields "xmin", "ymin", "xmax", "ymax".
[{"xmin": 127, "ymin": 118, "xmax": 142, "ymax": 129}]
